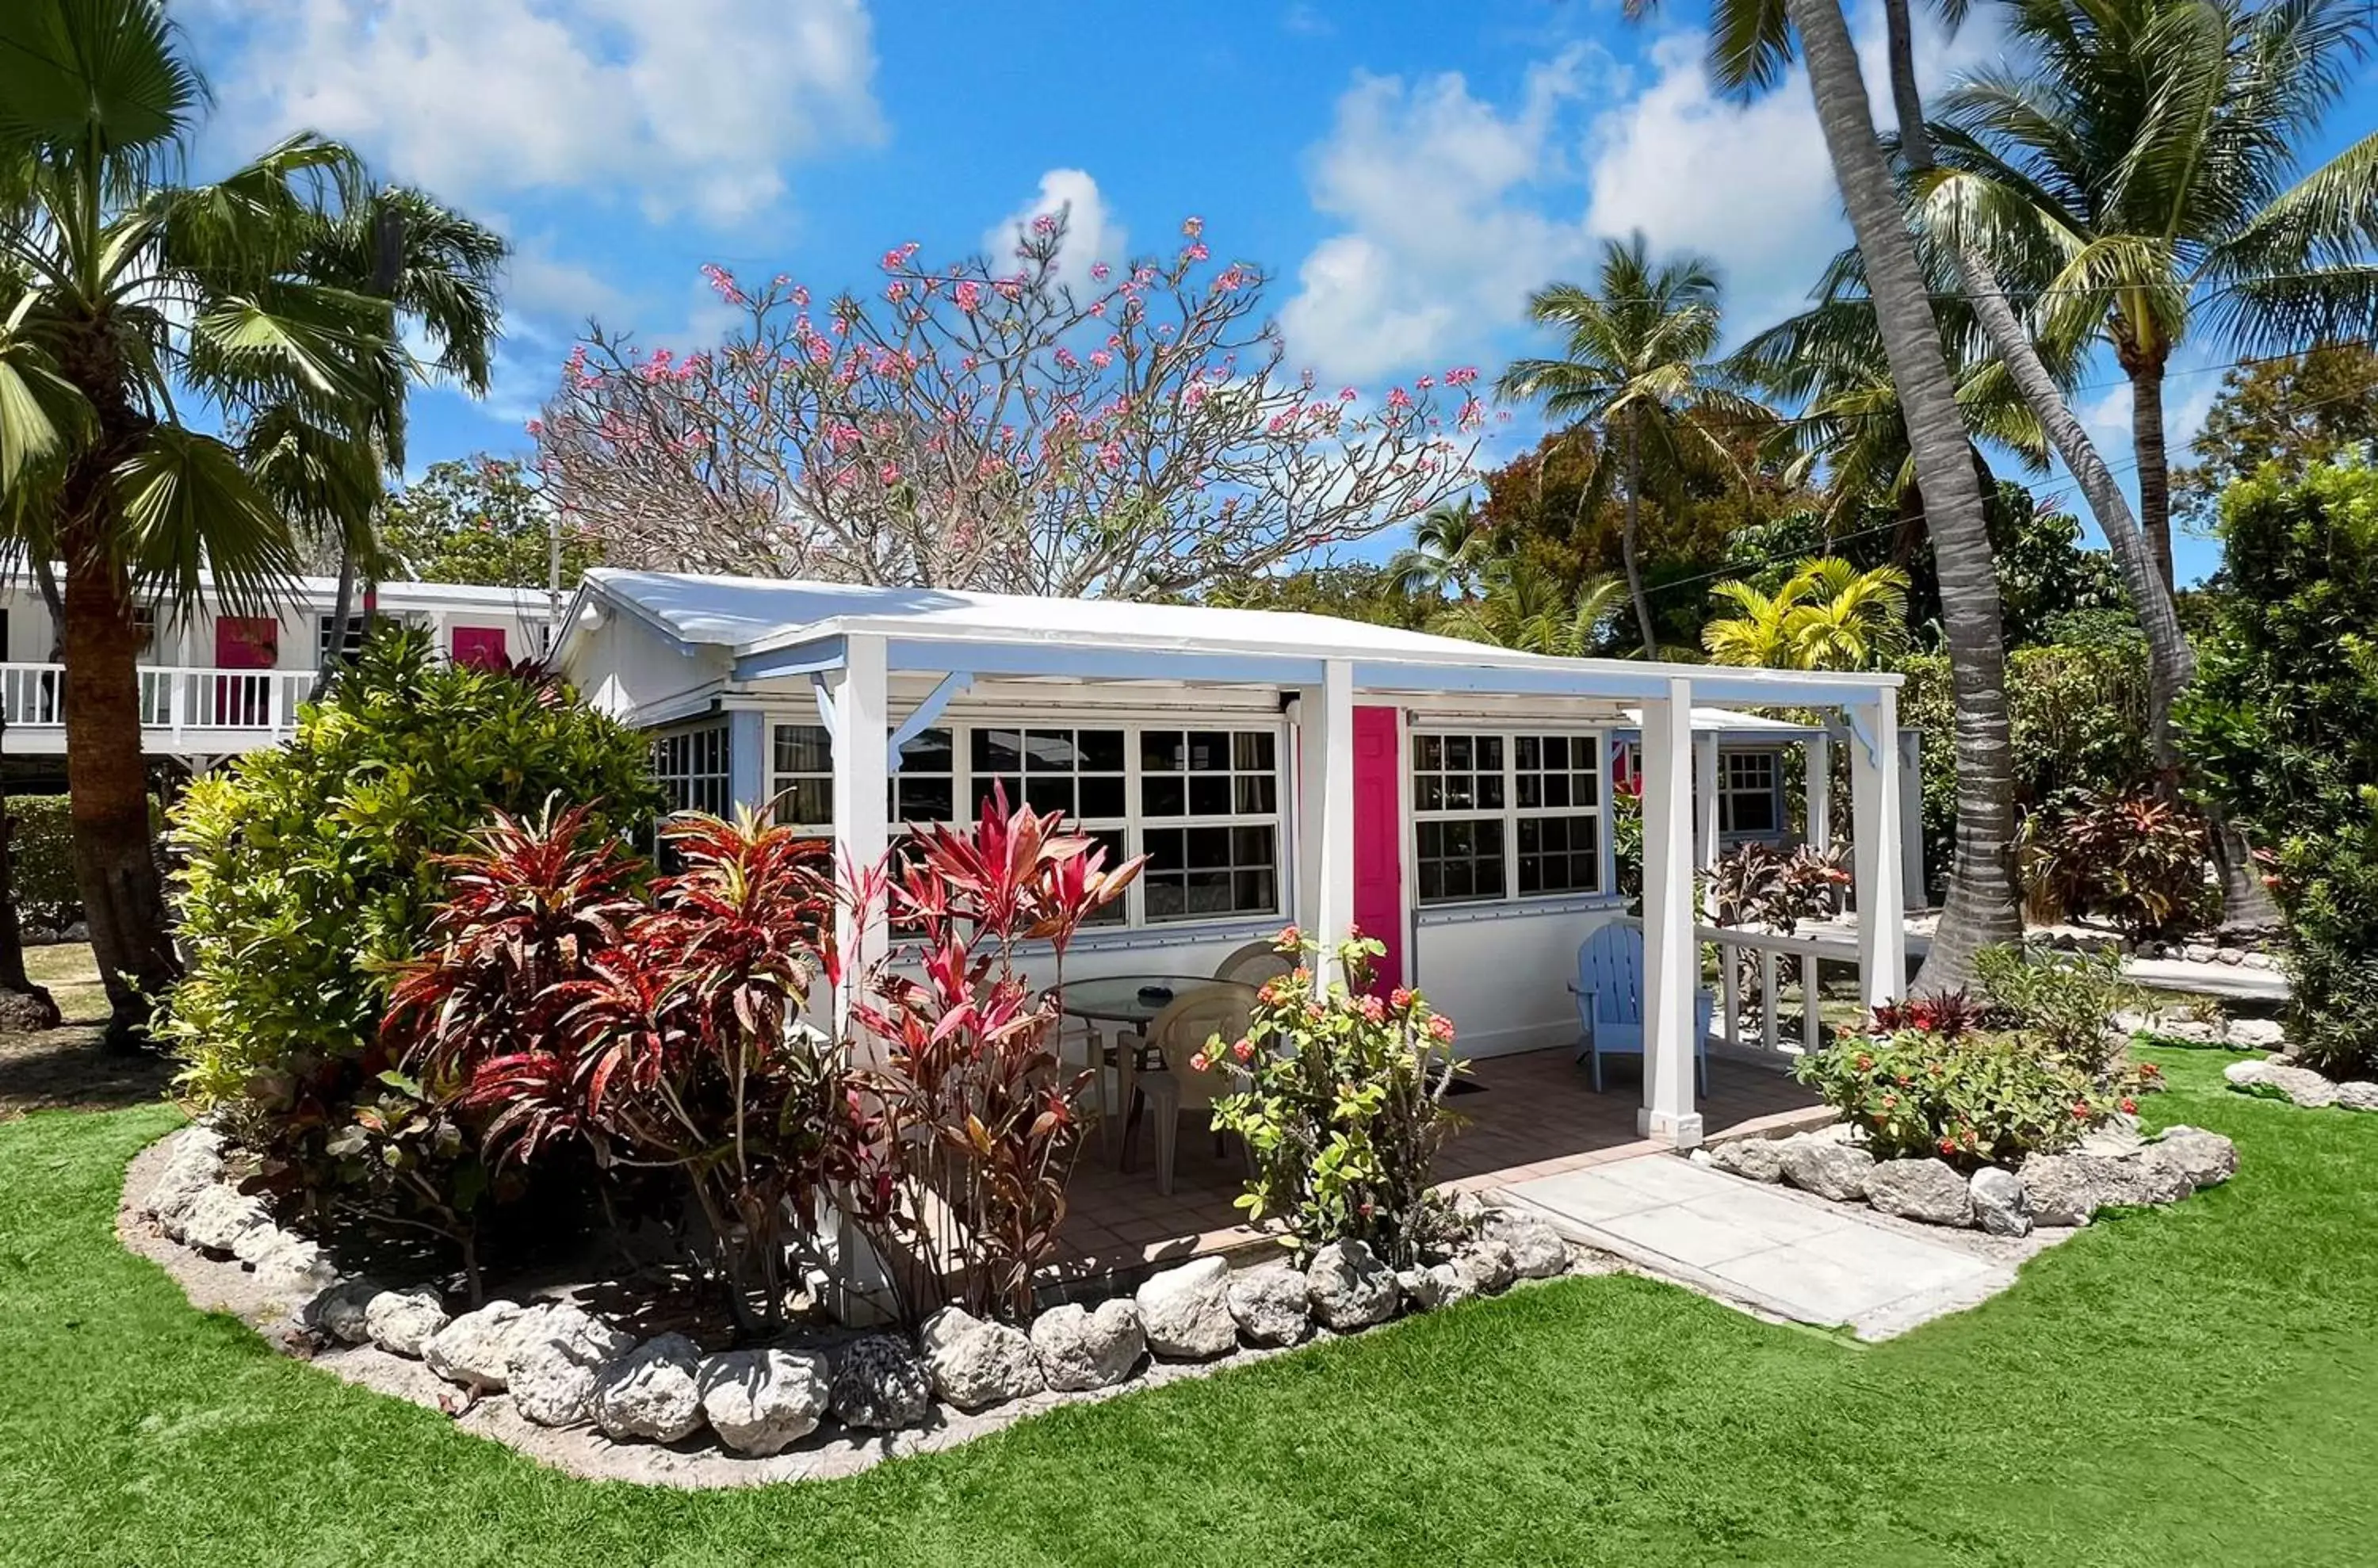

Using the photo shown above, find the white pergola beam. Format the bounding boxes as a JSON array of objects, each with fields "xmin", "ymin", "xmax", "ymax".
[
  {"xmin": 1638, "ymin": 675, "xmax": 1703, "ymax": 1149},
  {"xmin": 830, "ymin": 633, "xmax": 891, "ymax": 1041}
]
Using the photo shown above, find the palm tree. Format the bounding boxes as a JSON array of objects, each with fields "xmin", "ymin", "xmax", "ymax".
[
  {"xmin": 1497, "ymin": 234, "xmax": 1770, "ymax": 656},
  {"xmin": 0, "ymin": 0, "xmax": 500, "ymax": 1039},
  {"xmin": 1386, "ymin": 496, "xmax": 1492, "ymax": 599},
  {"xmin": 1704, "ymin": 556, "xmax": 1914, "ymax": 670},
  {"xmin": 1667, "ymin": 0, "xmax": 2026, "ymax": 983},
  {"xmin": 1930, "ymin": 0, "xmax": 2378, "ymax": 595},
  {"xmin": 1428, "ymin": 557, "xmax": 1628, "ymax": 658}
]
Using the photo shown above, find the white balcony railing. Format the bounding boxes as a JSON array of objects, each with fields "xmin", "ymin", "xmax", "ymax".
[{"xmin": 1, "ymin": 662, "xmax": 318, "ymax": 744}]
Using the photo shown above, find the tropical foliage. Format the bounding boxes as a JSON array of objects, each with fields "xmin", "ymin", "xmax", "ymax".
[
  {"xmin": 162, "ymin": 630, "xmax": 659, "ymax": 1280},
  {"xmin": 2181, "ymin": 463, "xmax": 2378, "ymax": 1075},
  {"xmin": 377, "ymin": 457, "xmax": 602, "ymax": 589},
  {"xmin": 1497, "ymin": 232, "xmax": 1768, "ymax": 652},
  {"xmin": 1702, "ymin": 556, "xmax": 1913, "ymax": 668},
  {"xmin": 0, "ymin": 0, "xmax": 502, "ymax": 1036}
]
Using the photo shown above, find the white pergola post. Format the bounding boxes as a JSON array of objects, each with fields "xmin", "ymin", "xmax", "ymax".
[
  {"xmin": 1850, "ymin": 686, "xmax": 1908, "ymax": 1006},
  {"xmin": 1806, "ymin": 732, "xmax": 1836, "ymax": 912},
  {"xmin": 1898, "ymin": 729, "xmax": 1925, "ymax": 911},
  {"xmin": 1294, "ymin": 658, "xmax": 1357, "ymax": 996},
  {"xmin": 1638, "ymin": 675, "xmax": 1703, "ymax": 1149},
  {"xmin": 831, "ymin": 634, "xmax": 891, "ymax": 1038},
  {"xmin": 1692, "ymin": 729, "xmax": 1721, "ymax": 916}
]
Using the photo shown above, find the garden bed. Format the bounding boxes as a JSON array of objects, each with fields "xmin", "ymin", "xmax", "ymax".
[{"xmin": 123, "ymin": 1124, "xmax": 1611, "ymax": 1489}]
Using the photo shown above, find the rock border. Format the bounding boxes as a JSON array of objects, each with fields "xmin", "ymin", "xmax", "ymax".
[
  {"xmin": 120, "ymin": 1128, "xmax": 1608, "ymax": 1490},
  {"xmin": 2222, "ymin": 1054, "xmax": 2378, "ymax": 1112},
  {"xmin": 1697, "ymin": 1118, "xmax": 2239, "ymax": 1236}
]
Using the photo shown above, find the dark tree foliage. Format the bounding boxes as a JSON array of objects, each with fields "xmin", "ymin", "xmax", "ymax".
[
  {"xmin": 2171, "ymin": 344, "xmax": 2378, "ymax": 535},
  {"xmin": 2180, "ymin": 465, "xmax": 2378, "ymax": 1075},
  {"xmin": 378, "ymin": 457, "xmax": 605, "ymax": 589}
]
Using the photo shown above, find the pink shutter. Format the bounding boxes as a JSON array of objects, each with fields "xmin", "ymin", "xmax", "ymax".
[
  {"xmin": 1351, "ymin": 705, "xmax": 1405, "ymax": 994},
  {"xmin": 451, "ymin": 625, "xmax": 507, "ymax": 670}
]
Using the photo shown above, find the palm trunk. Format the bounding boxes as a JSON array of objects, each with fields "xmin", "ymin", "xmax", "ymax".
[
  {"xmin": 1787, "ymin": 0, "xmax": 2020, "ymax": 989},
  {"xmin": 2129, "ymin": 360, "xmax": 2175, "ymax": 595},
  {"xmin": 59, "ymin": 546, "xmax": 179, "ymax": 1046},
  {"xmin": 1620, "ymin": 413, "xmax": 1657, "ymax": 656},
  {"xmin": 322, "ymin": 538, "xmax": 359, "ymax": 685},
  {"xmin": 1879, "ymin": 0, "xmax": 2194, "ymax": 775}
]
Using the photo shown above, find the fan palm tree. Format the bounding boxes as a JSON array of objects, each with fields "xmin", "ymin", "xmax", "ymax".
[
  {"xmin": 1704, "ymin": 556, "xmax": 1914, "ymax": 670},
  {"xmin": 0, "ymin": 0, "xmax": 502, "ymax": 1039},
  {"xmin": 1631, "ymin": 0, "xmax": 2026, "ymax": 984},
  {"xmin": 1428, "ymin": 557, "xmax": 1628, "ymax": 658},
  {"xmin": 1497, "ymin": 234, "xmax": 1771, "ymax": 656},
  {"xmin": 1929, "ymin": 0, "xmax": 2378, "ymax": 595},
  {"xmin": 1386, "ymin": 495, "xmax": 1492, "ymax": 599}
]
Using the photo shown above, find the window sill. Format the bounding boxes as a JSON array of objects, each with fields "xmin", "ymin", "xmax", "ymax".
[
  {"xmin": 1013, "ymin": 914, "xmax": 1284, "ymax": 958},
  {"xmin": 1415, "ymin": 892, "xmax": 1624, "ymax": 928}
]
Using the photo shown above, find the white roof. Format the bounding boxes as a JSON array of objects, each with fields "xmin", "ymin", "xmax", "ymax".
[
  {"xmin": 1618, "ymin": 706, "xmax": 1825, "ymax": 737},
  {"xmin": 576, "ymin": 568, "xmax": 1514, "ymax": 662}
]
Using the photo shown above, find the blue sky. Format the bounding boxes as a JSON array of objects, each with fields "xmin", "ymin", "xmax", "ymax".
[{"xmin": 179, "ymin": 0, "xmax": 2378, "ymax": 586}]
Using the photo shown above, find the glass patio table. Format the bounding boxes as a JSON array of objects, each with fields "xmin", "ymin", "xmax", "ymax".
[{"xmin": 1055, "ymin": 973, "xmax": 1233, "ymax": 1171}]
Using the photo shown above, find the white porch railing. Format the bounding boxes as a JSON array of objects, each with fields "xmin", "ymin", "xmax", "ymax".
[
  {"xmin": 1, "ymin": 661, "xmax": 317, "ymax": 744},
  {"xmin": 1611, "ymin": 912, "xmax": 1862, "ymax": 1057}
]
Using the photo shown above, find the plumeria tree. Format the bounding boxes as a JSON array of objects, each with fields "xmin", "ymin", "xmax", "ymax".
[{"xmin": 534, "ymin": 213, "xmax": 1481, "ymax": 597}]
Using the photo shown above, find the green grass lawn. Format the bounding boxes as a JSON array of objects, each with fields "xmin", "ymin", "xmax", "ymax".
[{"xmin": 3, "ymin": 1052, "xmax": 2375, "ymax": 1567}]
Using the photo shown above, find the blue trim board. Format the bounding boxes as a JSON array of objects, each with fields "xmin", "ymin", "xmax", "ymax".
[{"xmin": 732, "ymin": 635, "xmax": 847, "ymax": 683}]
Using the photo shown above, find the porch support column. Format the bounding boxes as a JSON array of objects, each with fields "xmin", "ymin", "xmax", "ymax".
[
  {"xmin": 1850, "ymin": 686, "xmax": 1907, "ymax": 1006},
  {"xmin": 1898, "ymin": 729, "xmax": 1925, "ymax": 910},
  {"xmin": 728, "ymin": 709, "xmax": 767, "ymax": 820},
  {"xmin": 1294, "ymin": 657, "xmax": 1356, "ymax": 996},
  {"xmin": 1806, "ymin": 732, "xmax": 1836, "ymax": 912},
  {"xmin": 1692, "ymin": 730, "xmax": 1721, "ymax": 916},
  {"xmin": 831, "ymin": 633, "xmax": 890, "ymax": 1040},
  {"xmin": 1638, "ymin": 675, "xmax": 1703, "ymax": 1149}
]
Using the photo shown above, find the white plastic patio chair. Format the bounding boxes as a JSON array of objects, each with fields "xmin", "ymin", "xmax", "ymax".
[
  {"xmin": 1214, "ymin": 939, "xmax": 1295, "ymax": 988},
  {"xmin": 1134, "ymin": 982, "xmax": 1260, "ymax": 1197}
]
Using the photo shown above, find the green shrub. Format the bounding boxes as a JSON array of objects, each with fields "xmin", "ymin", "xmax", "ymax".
[
  {"xmin": 3, "ymin": 794, "xmax": 81, "ymax": 930},
  {"xmin": 2179, "ymin": 463, "xmax": 2378, "ymax": 1076},
  {"xmin": 1973, "ymin": 942, "xmax": 2140, "ymax": 1077},
  {"xmin": 1792, "ymin": 1029, "xmax": 2119, "ymax": 1168},
  {"xmin": 1898, "ymin": 643, "xmax": 2153, "ymax": 900},
  {"xmin": 2018, "ymin": 790, "xmax": 2213, "ymax": 939},
  {"xmin": 1206, "ymin": 930, "xmax": 1464, "ymax": 1267},
  {"xmin": 161, "ymin": 628, "xmax": 660, "ymax": 1267}
]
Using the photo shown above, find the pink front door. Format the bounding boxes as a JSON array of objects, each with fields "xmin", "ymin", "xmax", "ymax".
[
  {"xmin": 1351, "ymin": 705, "xmax": 1405, "ymax": 994},
  {"xmin": 213, "ymin": 616, "xmax": 277, "ymax": 725},
  {"xmin": 451, "ymin": 625, "xmax": 507, "ymax": 670}
]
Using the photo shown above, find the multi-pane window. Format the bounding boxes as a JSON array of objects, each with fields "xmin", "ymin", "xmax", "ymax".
[
  {"xmin": 1414, "ymin": 730, "xmax": 1603, "ymax": 904},
  {"xmin": 1719, "ymin": 750, "xmax": 1780, "ymax": 836},
  {"xmin": 892, "ymin": 726, "xmax": 956, "ymax": 824},
  {"xmin": 1139, "ymin": 729, "xmax": 1279, "ymax": 922},
  {"xmin": 651, "ymin": 721, "xmax": 731, "ymax": 818},
  {"xmin": 770, "ymin": 722, "xmax": 834, "ymax": 830},
  {"xmin": 970, "ymin": 728, "xmax": 1129, "ymax": 820}
]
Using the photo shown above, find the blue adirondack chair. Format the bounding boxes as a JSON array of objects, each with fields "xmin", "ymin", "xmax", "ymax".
[{"xmin": 1569, "ymin": 924, "xmax": 1714, "ymax": 1094}]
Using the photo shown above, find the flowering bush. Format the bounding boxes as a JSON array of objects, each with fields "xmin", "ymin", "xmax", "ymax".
[
  {"xmin": 1205, "ymin": 928, "xmax": 1464, "ymax": 1267},
  {"xmin": 1867, "ymin": 989, "xmax": 1986, "ymax": 1040},
  {"xmin": 1793, "ymin": 1029, "xmax": 2121, "ymax": 1168}
]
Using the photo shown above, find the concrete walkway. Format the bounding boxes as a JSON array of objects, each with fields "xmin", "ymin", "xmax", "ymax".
[{"xmin": 1502, "ymin": 1153, "xmax": 2019, "ymax": 1341}]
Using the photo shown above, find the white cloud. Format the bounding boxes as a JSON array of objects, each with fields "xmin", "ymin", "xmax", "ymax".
[
  {"xmin": 207, "ymin": 0, "xmax": 882, "ymax": 226},
  {"xmin": 983, "ymin": 169, "xmax": 1126, "ymax": 290},
  {"xmin": 1279, "ymin": 8, "xmax": 2005, "ymax": 384},
  {"xmin": 1279, "ymin": 55, "xmax": 1596, "ymax": 383}
]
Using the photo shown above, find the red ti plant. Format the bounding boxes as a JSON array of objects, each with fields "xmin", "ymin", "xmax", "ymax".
[
  {"xmin": 386, "ymin": 807, "xmax": 842, "ymax": 1333},
  {"xmin": 828, "ymin": 786, "xmax": 1143, "ymax": 1324}
]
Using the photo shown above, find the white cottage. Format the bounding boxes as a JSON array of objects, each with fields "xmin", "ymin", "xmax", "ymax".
[{"xmin": 553, "ymin": 569, "xmax": 1913, "ymax": 1150}]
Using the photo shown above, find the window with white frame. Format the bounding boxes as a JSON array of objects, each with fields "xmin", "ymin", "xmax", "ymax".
[
  {"xmin": 1413, "ymin": 729, "xmax": 1603, "ymax": 905},
  {"xmin": 744, "ymin": 717, "xmax": 1283, "ymax": 930},
  {"xmin": 1719, "ymin": 749, "xmax": 1781, "ymax": 836},
  {"xmin": 650, "ymin": 721, "xmax": 731, "ymax": 819}
]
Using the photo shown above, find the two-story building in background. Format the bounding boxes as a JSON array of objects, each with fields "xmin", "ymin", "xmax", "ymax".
[{"xmin": 0, "ymin": 572, "xmax": 559, "ymax": 788}]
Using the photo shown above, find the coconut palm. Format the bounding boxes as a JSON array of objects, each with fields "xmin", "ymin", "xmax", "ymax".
[
  {"xmin": 0, "ymin": 0, "xmax": 501, "ymax": 1039},
  {"xmin": 1704, "ymin": 557, "xmax": 1914, "ymax": 670},
  {"xmin": 1428, "ymin": 557, "xmax": 1628, "ymax": 658},
  {"xmin": 1929, "ymin": 0, "xmax": 2378, "ymax": 594},
  {"xmin": 1386, "ymin": 496, "xmax": 1492, "ymax": 599},
  {"xmin": 1497, "ymin": 234, "xmax": 1771, "ymax": 656},
  {"xmin": 1631, "ymin": 0, "xmax": 2024, "ymax": 983}
]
